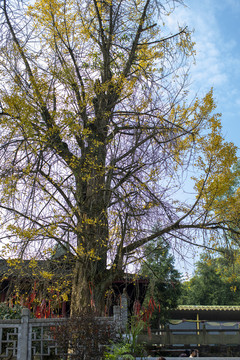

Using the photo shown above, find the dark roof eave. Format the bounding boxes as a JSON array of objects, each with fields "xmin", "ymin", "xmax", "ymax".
[{"xmin": 177, "ymin": 305, "xmax": 240, "ymax": 312}]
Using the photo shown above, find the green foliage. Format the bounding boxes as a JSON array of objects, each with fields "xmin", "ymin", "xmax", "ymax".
[
  {"xmin": 104, "ymin": 342, "xmax": 135, "ymax": 360},
  {"xmin": 104, "ymin": 317, "xmax": 146, "ymax": 359},
  {"xmin": 0, "ymin": 303, "xmax": 23, "ymax": 319},
  {"xmin": 140, "ymin": 239, "xmax": 182, "ymax": 326},
  {"xmin": 179, "ymin": 250, "xmax": 240, "ymax": 305}
]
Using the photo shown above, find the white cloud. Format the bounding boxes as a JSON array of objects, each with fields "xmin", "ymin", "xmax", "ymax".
[
  {"xmin": 163, "ymin": 0, "xmax": 240, "ymax": 152},
  {"xmin": 166, "ymin": 0, "xmax": 238, "ymax": 96}
]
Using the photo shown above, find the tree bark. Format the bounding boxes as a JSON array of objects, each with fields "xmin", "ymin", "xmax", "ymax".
[
  {"xmin": 71, "ymin": 258, "xmax": 112, "ymax": 315},
  {"xmin": 70, "ymin": 127, "xmax": 110, "ymax": 314}
]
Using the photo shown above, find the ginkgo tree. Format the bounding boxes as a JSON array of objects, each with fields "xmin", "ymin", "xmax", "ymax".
[{"xmin": 0, "ymin": 0, "xmax": 239, "ymax": 315}]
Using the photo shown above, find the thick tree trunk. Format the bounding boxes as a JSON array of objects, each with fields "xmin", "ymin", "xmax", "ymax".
[
  {"xmin": 70, "ymin": 258, "xmax": 112, "ymax": 316},
  {"xmin": 70, "ymin": 87, "xmax": 114, "ymax": 315},
  {"xmin": 71, "ymin": 260, "xmax": 93, "ymax": 315},
  {"xmin": 71, "ymin": 166, "xmax": 110, "ymax": 315}
]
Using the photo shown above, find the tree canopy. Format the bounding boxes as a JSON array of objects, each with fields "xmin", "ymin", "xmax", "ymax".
[
  {"xmin": 0, "ymin": 0, "xmax": 239, "ymax": 314},
  {"xmin": 179, "ymin": 249, "xmax": 240, "ymax": 305}
]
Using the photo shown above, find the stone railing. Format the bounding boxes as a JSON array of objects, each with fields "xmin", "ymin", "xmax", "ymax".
[{"xmin": 0, "ymin": 303, "xmax": 125, "ymax": 360}]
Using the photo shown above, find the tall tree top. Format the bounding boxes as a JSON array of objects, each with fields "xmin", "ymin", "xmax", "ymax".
[{"xmin": 0, "ymin": 0, "xmax": 239, "ymax": 313}]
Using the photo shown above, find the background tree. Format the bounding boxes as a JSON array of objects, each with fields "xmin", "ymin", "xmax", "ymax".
[
  {"xmin": 0, "ymin": 0, "xmax": 239, "ymax": 315},
  {"xmin": 179, "ymin": 249, "xmax": 240, "ymax": 305},
  {"xmin": 215, "ymin": 160, "xmax": 240, "ymax": 246},
  {"xmin": 140, "ymin": 239, "xmax": 181, "ymax": 326}
]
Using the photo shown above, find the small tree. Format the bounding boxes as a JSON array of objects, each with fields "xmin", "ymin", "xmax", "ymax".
[
  {"xmin": 140, "ymin": 239, "xmax": 181, "ymax": 327},
  {"xmin": 52, "ymin": 312, "xmax": 118, "ymax": 360}
]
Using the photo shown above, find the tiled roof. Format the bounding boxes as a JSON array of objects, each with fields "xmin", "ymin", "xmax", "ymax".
[{"xmin": 177, "ymin": 305, "xmax": 240, "ymax": 311}]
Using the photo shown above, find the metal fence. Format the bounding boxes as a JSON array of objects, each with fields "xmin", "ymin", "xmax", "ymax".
[{"xmin": 0, "ymin": 304, "xmax": 125, "ymax": 360}]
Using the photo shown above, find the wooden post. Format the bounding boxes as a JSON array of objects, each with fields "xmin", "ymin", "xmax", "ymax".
[
  {"xmin": 202, "ymin": 323, "xmax": 207, "ymax": 345},
  {"xmin": 197, "ymin": 312, "xmax": 200, "ymax": 346},
  {"xmin": 165, "ymin": 324, "xmax": 170, "ymax": 345}
]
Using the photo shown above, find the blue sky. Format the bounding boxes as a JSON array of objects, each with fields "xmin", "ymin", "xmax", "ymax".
[
  {"xmin": 165, "ymin": 0, "xmax": 240, "ymax": 275},
  {"xmin": 168, "ymin": 0, "xmax": 240, "ymax": 152}
]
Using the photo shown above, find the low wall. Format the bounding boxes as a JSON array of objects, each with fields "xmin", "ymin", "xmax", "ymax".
[{"xmin": 0, "ymin": 307, "xmax": 121, "ymax": 360}]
